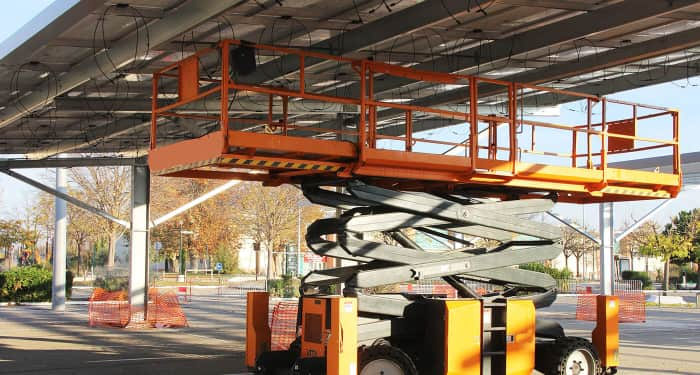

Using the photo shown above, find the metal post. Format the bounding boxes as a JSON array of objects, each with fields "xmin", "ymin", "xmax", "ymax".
[
  {"xmin": 297, "ymin": 207, "xmax": 302, "ymax": 275},
  {"xmin": 266, "ymin": 243, "xmax": 273, "ymax": 290},
  {"xmin": 129, "ymin": 165, "xmax": 150, "ymax": 320},
  {"xmin": 599, "ymin": 202, "xmax": 614, "ymax": 295},
  {"xmin": 51, "ymin": 166, "xmax": 68, "ymax": 311},
  {"xmin": 178, "ymin": 225, "xmax": 185, "ymax": 282}
]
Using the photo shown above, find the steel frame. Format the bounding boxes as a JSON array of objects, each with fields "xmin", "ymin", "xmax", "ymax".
[{"xmin": 148, "ymin": 39, "xmax": 681, "ymax": 203}]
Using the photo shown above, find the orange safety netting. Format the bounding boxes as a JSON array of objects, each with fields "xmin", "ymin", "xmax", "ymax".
[
  {"xmin": 575, "ymin": 287, "xmax": 646, "ymax": 323},
  {"xmin": 270, "ymin": 301, "xmax": 298, "ymax": 351},
  {"xmin": 88, "ymin": 288, "xmax": 188, "ymax": 328},
  {"xmin": 88, "ymin": 288, "xmax": 130, "ymax": 327}
]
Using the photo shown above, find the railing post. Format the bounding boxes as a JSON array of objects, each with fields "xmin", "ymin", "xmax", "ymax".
[
  {"xmin": 368, "ymin": 65, "xmax": 376, "ymax": 148},
  {"xmin": 299, "ymin": 55, "xmax": 305, "ymax": 95},
  {"xmin": 268, "ymin": 93, "xmax": 273, "ymax": 130},
  {"xmin": 587, "ymin": 98, "xmax": 593, "ymax": 169},
  {"xmin": 282, "ymin": 96, "xmax": 289, "ymax": 136},
  {"xmin": 150, "ymin": 73, "xmax": 159, "ymax": 149},
  {"xmin": 359, "ymin": 61, "xmax": 367, "ymax": 160},
  {"xmin": 572, "ymin": 130, "xmax": 577, "ymax": 168},
  {"xmin": 221, "ymin": 40, "xmax": 230, "ymax": 153},
  {"xmin": 509, "ymin": 82, "xmax": 517, "ymax": 174},
  {"xmin": 406, "ymin": 110, "xmax": 413, "ymax": 152},
  {"xmin": 673, "ymin": 111, "xmax": 680, "ymax": 175},
  {"xmin": 469, "ymin": 77, "xmax": 478, "ymax": 169},
  {"xmin": 601, "ymin": 98, "xmax": 608, "ymax": 182}
]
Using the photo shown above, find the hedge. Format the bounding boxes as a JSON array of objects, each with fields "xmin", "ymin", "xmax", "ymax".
[
  {"xmin": 519, "ymin": 262, "xmax": 573, "ymax": 280},
  {"xmin": 0, "ymin": 266, "xmax": 74, "ymax": 303},
  {"xmin": 93, "ymin": 276, "xmax": 129, "ymax": 292},
  {"xmin": 620, "ymin": 270, "xmax": 652, "ymax": 289},
  {"xmin": 267, "ymin": 275, "xmax": 300, "ymax": 298}
]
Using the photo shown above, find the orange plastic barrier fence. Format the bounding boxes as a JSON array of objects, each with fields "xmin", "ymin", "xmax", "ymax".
[
  {"xmin": 576, "ymin": 287, "xmax": 646, "ymax": 323},
  {"xmin": 149, "ymin": 290, "xmax": 189, "ymax": 328},
  {"xmin": 88, "ymin": 288, "xmax": 130, "ymax": 327},
  {"xmin": 270, "ymin": 301, "xmax": 298, "ymax": 351},
  {"xmin": 88, "ymin": 288, "xmax": 188, "ymax": 328}
]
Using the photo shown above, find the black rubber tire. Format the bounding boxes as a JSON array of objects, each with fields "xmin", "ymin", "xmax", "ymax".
[
  {"xmin": 359, "ymin": 341, "xmax": 418, "ymax": 375},
  {"xmin": 536, "ymin": 337, "xmax": 601, "ymax": 375}
]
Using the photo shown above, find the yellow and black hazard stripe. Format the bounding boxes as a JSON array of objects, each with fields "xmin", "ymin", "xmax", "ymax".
[
  {"xmin": 221, "ymin": 157, "xmax": 345, "ymax": 172},
  {"xmin": 154, "ymin": 157, "xmax": 223, "ymax": 176},
  {"xmin": 600, "ymin": 186, "xmax": 671, "ymax": 198}
]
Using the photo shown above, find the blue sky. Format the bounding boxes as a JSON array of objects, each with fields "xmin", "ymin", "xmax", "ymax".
[
  {"xmin": 0, "ymin": 1, "xmax": 56, "ymax": 42},
  {"xmin": 0, "ymin": 3, "xmax": 699, "ymax": 233}
]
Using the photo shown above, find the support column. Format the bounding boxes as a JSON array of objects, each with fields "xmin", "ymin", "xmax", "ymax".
[
  {"xmin": 129, "ymin": 165, "xmax": 150, "ymax": 319},
  {"xmin": 599, "ymin": 202, "xmax": 614, "ymax": 295},
  {"xmin": 52, "ymin": 167, "xmax": 67, "ymax": 311}
]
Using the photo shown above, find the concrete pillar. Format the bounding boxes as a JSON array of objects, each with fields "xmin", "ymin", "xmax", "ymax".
[
  {"xmin": 129, "ymin": 165, "xmax": 150, "ymax": 319},
  {"xmin": 51, "ymin": 167, "xmax": 67, "ymax": 311},
  {"xmin": 599, "ymin": 202, "xmax": 614, "ymax": 295}
]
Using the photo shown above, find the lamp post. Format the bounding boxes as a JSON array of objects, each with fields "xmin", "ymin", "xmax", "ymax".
[{"xmin": 177, "ymin": 223, "xmax": 194, "ymax": 282}]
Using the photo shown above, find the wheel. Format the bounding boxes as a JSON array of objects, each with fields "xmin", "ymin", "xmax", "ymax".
[
  {"xmin": 359, "ymin": 340, "xmax": 418, "ymax": 375},
  {"xmin": 536, "ymin": 337, "xmax": 601, "ymax": 375}
]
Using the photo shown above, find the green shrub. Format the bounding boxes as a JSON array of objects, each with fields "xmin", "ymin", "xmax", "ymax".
[
  {"xmin": 519, "ymin": 262, "xmax": 573, "ymax": 279},
  {"xmin": 93, "ymin": 276, "xmax": 128, "ymax": 292},
  {"xmin": 268, "ymin": 274, "xmax": 300, "ymax": 298},
  {"xmin": 214, "ymin": 244, "xmax": 241, "ymax": 274},
  {"xmin": 0, "ymin": 265, "xmax": 52, "ymax": 302},
  {"xmin": 621, "ymin": 270, "xmax": 652, "ymax": 289}
]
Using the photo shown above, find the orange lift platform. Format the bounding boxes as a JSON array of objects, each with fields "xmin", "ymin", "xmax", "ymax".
[
  {"xmin": 148, "ymin": 39, "xmax": 681, "ymax": 203},
  {"xmin": 146, "ymin": 40, "xmax": 663, "ymax": 375}
]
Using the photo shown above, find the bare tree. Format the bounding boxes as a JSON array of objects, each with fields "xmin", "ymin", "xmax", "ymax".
[
  {"xmin": 67, "ymin": 190, "xmax": 99, "ymax": 276},
  {"xmin": 23, "ymin": 192, "xmax": 54, "ymax": 264},
  {"xmin": 236, "ymin": 183, "xmax": 322, "ymax": 279},
  {"xmin": 69, "ymin": 167, "xmax": 130, "ymax": 267},
  {"xmin": 560, "ymin": 225, "xmax": 579, "ymax": 272}
]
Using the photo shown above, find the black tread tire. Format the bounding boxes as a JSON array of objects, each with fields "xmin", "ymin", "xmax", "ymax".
[
  {"xmin": 359, "ymin": 342, "xmax": 418, "ymax": 375},
  {"xmin": 536, "ymin": 337, "xmax": 601, "ymax": 375}
]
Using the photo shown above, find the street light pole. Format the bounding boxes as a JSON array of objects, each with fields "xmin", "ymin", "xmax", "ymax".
[
  {"xmin": 178, "ymin": 225, "xmax": 185, "ymax": 282},
  {"xmin": 176, "ymin": 224, "xmax": 193, "ymax": 283}
]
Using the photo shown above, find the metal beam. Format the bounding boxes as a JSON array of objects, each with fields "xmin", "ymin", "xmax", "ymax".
[
  {"xmin": 0, "ymin": 0, "xmax": 257, "ymax": 129},
  {"xmin": 26, "ymin": 117, "xmax": 154, "ymax": 159},
  {"xmin": 29, "ymin": 0, "xmax": 402, "ymax": 158},
  {"xmin": 548, "ymin": 58, "xmax": 700, "ymax": 99},
  {"xmin": 507, "ymin": 26, "xmax": 700, "ymax": 86},
  {"xmin": 0, "ymin": 156, "xmax": 146, "ymax": 169},
  {"xmin": 53, "ymin": 97, "xmax": 358, "ymax": 115},
  {"xmin": 129, "ymin": 165, "xmax": 150, "ymax": 319},
  {"xmin": 0, "ymin": 168, "xmax": 130, "ymax": 228},
  {"xmin": 293, "ymin": 0, "xmax": 698, "ymax": 137},
  {"xmin": 391, "ymin": 25, "xmax": 700, "ymax": 111},
  {"xmin": 241, "ymin": 0, "xmax": 494, "ymax": 86},
  {"xmin": 615, "ymin": 200, "xmax": 672, "ymax": 243},
  {"xmin": 599, "ymin": 202, "xmax": 614, "ymax": 295},
  {"xmin": 150, "ymin": 180, "xmax": 241, "ymax": 228},
  {"xmin": 547, "ymin": 211, "xmax": 601, "ymax": 245},
  {"xmin": 51, "ymin": 165, "xmax": 68, "ymax": 312},
  {"xmin": 516, "ymin": 56, "xmax": 700, "ymax": 109},
  {"xmin": 326, "ymin": 0, "xmax": 697, "ymax": 101}
]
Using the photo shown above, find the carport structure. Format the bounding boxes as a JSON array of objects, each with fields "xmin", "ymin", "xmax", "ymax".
[{"xmin": 2, "ymin": 0, "xmax": 700, "ymax": 318}]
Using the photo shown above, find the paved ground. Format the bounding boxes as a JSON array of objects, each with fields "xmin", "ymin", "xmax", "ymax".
[{"xmin": 1, "ymin": 292, "xmax": 699, "ymax": 374}]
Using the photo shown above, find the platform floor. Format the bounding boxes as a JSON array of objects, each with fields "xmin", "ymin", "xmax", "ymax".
[{"xmin": 0, "ymin": 293, "xmax": 698, "ymax": 374}]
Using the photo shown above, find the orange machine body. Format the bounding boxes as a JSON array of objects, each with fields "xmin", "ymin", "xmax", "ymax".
[
  {"xmin": 592, "ymin": 295, "xmax": 620, "ymax": 369},
  {"xmin": 444, "ymin": 300, "xmax": 482, "ymax": 375},
  {"xmin": 299, "ymin": 296, "xmax": 357, "ymax": 375},
  {"xmin": 245, "ymin": 292, "xmax": 271, "ymax": 368},
  {"xmin": 505, "ymin": 300, "xmax": 536, "ymax": 375}
]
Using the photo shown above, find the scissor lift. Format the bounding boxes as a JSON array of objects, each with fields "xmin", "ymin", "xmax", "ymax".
[{"xmin": 148, "ymin": 40, "xmax": 680, "ymax": 375}]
